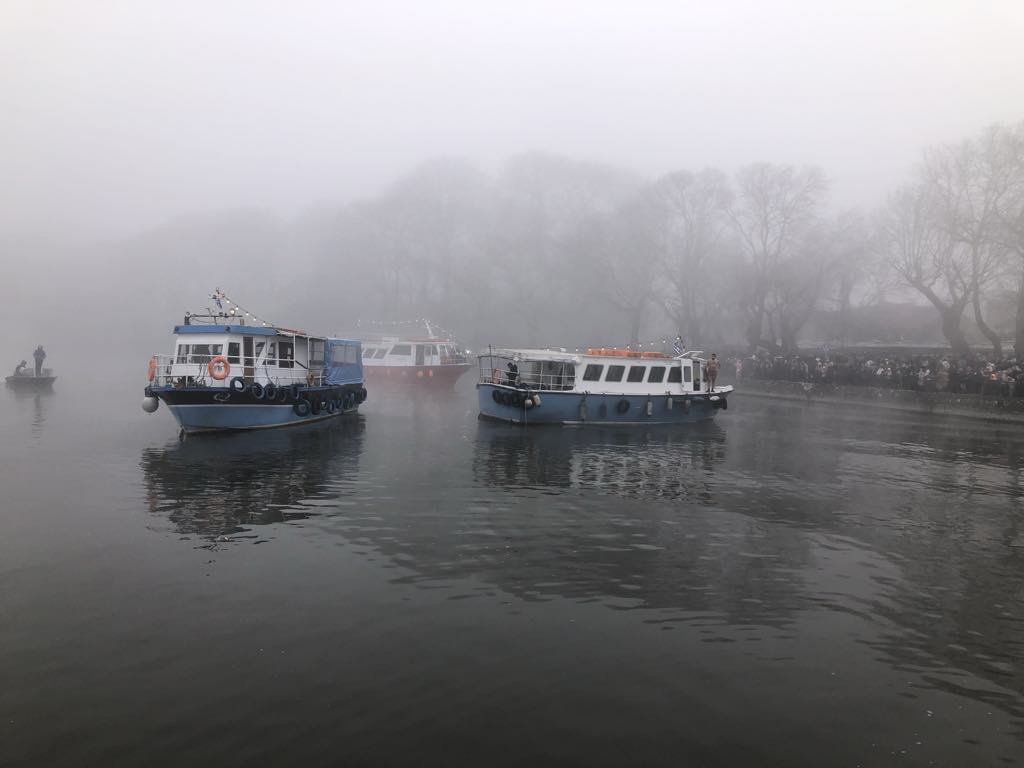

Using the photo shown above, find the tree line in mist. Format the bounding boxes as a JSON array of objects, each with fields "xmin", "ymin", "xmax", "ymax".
[
  {"xmin": 7, "ymin": 122, "xmax": 1023, "ymax": 367},
  {"xmin": 302, "ymin": 121, "xmax": 1024, "ymax": 355}
]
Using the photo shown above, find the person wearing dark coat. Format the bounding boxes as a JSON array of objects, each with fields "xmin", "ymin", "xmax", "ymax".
[{"xmin": 33, "ymin": 345, "xmax": 46, "ymax": 377}]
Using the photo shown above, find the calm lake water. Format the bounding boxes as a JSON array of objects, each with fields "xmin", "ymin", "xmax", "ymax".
[{"xmin": 2, "ymin": 376, "xmax": 1023, "ymax": 767}]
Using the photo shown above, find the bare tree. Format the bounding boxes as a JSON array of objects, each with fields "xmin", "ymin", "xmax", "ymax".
[
  {"xmin": 571, "ymin": 195, "xmax": 660, "ymax": 345},
  {"xmin": 650, "ymin": 168, "xmax": 732, "ymax": 346},
  {"xmin": 986, "ymin": 122, "xmax": 1024, "ymax": 354},
  {"xmin": 924, "ymin": 128, "xmax": 1019, "ymax": 356},
  {"xmin": 877, "ymin": 181, "xmax": 972, "ymax": 355},
  {"xmin": 727, "ymin": 163, "xmax": 828, "ymax": 352},
  {"xmin": 821, "ymin": 210, "xmax": 875, "ymax": 344}
]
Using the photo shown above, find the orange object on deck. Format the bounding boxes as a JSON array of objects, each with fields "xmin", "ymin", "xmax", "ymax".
[{"xmin": 586, "ymin": 347, "xmax": 656, "ymax": 358}]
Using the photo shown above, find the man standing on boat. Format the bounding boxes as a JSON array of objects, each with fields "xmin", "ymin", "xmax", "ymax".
[
  {"xmin": 707, "ymin": 353, "xmax": 720, "ymax": 391},
  {"xmin": 33, "ymin": 345, "xmax": 46, "ymax": 377}
]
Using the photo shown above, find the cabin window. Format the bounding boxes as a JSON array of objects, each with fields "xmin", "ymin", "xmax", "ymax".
[
  {"xmin": 371, "ymin": 348, "xmax": 386, "ymax": 359},
  {"xmin": 331, "ymin": 345, "xmax": 359, "ymax": 364},
  {"xmin": 627, "ymin": 365, "xmax": 646, "ymax": 383},
  {"xmin": 310, "ymin": 340, "xmax": 325, "ymax": 367},
  {"xmin": 362, "ymin": 347, "xmax": 373, "ymax": 359},
  {"xmin": 188, "ymin": 344, "xmax": 221, "ymax": 363},
  {"xmin": 538, "ymin": 361, "xmax": 571, "ymax": 389},
  {"xmin": 389, "ymin": 344, "xmax": 412, "ymax": 356},
  {"xmin": 605, "ymin": 365, "xmax": 625, "ymax": 382},
  {"xmin": 228, "ymin": 342, "xmax": 240, "ymax": 364},
  {"xmin": 263, "ymin": 342, "xmax": 277, "ymax": 366},
  {"xmin": 683, "ymin": 366, "xmax": 692, "ymax": 383},
  {"xmin": 667, "ymin": 366, "xmax": 681, "ymax": 383},
  {"xmin": 647, "ymin": 366, "xmax": 666, "ymax": 383},
  {"xmin": 582, "ymin": 364, "xmax": 604, "ymax": 382},
  {"xmin": 278, "ymin": 341, "xmax": 294, "ymax": 368},
  {"xmin": 176, "ymin": 344, "xmax": 188, "ymax": 364}
]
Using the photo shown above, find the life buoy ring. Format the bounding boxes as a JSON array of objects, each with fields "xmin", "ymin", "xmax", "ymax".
[
  {"xmin": 147, "ymin": 357, "xmax": 157, "ymax": 382},
  {"xmin": 491, "ymin": 368, "xmax": 501, "ymax": 384},
  {"xmin": 208, "ymin": 355, "xmax": 230, "ymax": 380},
  {"xmin": 616, "ymin": 399, "xmax": 630, "ymax": 414}
]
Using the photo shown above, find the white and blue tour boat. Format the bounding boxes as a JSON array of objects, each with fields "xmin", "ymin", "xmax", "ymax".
[
  {"xmin": 143, "ymin": 308, "xmax": 366, "ymax": 434},
  {"xmin": 477, "ymin": 347, "xmax": 732, "ymax": 425}
]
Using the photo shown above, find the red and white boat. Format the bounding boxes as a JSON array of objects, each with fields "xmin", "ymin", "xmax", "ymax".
[{"xmin": 358, "ymin": 320, "xmax": 472, "ymax": 389}]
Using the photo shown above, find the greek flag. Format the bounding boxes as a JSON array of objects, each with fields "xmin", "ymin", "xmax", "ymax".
[
  {"xmin": 672, "ymin": 338, "xmax": 683, "ymax": 355},
  {"xmin": 213, "ymin": 294, "xmax": 223, "ymax": 310}
]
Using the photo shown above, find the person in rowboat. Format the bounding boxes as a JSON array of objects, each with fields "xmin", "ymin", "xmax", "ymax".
[{"xmin": 33, "ymin": 346, "xmax": 46, "ymax": 377}]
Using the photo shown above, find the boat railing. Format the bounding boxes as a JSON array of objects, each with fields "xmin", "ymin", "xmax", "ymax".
[
  {"xmin": 478, "ymin": 360, "xmax": 575, "ymax": 391},
  {"xmin": 148, "ymin": 354, "xmax": 330, "ymax": 388}
]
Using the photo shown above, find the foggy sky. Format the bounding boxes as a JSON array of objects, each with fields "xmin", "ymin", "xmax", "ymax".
[{"xmin": 3, "ymin": 0, "xmax": 1024, "ymax": 237}]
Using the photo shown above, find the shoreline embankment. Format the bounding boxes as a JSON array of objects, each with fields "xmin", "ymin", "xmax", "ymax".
[{"xmin": 729, "ymin": 378, "xmax": 1024, "ymax": 425}]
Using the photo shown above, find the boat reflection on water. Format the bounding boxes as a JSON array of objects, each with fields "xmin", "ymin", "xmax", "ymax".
[
  {"xmin": 411, "ymin": 421, "xmax": 816, "ymax": 626},
  {"xmin": 141, "ymin": 417, "xmax": 365, "ymax": 539},
  {"xmin": 473, "ymin": 420, "xmax": 727, "ymax": 502},
  {"xmin": 6, "ymin": 387, "xmax": 52, "ymax": 440}
]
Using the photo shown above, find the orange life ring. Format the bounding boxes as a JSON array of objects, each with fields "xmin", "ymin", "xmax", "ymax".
[
  {"xmin": 147, "ymin": 357, "xmax": 157, "ymax": 382},
  {"xmin": 208, "ymin": 355, "xmax": 230, "ymax": 380}
]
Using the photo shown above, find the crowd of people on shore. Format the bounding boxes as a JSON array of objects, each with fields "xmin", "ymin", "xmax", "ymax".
[{"xmin": 726, "ymin": 350, "xmax": 1022, "ymax": 398}]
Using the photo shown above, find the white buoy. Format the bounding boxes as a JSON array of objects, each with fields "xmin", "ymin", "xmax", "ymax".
[{"xmin": 142, "ymin": 396, "xmax": 159, "ymax": 413}]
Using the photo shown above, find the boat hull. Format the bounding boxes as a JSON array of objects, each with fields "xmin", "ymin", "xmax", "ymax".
[
  {"xmin": 5, "ymin": 375, "xmax": 56, "ymax": 389},
  {"xmin": 363, "ymin": 363, "xmax": 471, "ymax": 388},
  {"xmin": 477, "ymin": 384, "xmax": 726, "ymax": 425},
  {"xmin": 149, "ymin": 384, "xmax": 363, "ymax": 434}
]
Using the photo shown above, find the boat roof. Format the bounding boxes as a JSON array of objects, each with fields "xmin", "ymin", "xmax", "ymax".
[
  {"xmin": 361, "ymin": 335, "xmax": 455, "ymax": 343},
  {"xmin": 480, "ymin": 347, "xmax": 706, "ymax": 363},
  {"xmin": 481, "ymin": 348, "xmax": 581, "ymax": 363},
  {"xmin": 175, "ymin": 324, "xmax": 278, "ymax": 336}
]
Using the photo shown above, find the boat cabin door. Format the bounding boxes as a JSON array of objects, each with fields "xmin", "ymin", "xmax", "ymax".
[
  {"xmin": 692, "ymin": 360, "xmax": 701, "ymax": 392},
  {"xmin": 243, "ymin": 336, "xmax": 255, "ymax": 383},
  {"xmin": 415, "ymin": 344, "xmax": 425, "ymax": 366}
]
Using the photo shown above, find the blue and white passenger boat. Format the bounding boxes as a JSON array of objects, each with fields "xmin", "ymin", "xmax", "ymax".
[
  {"xmin": 142, "ymin": 307, "xmax": 366, "ymax": 434},
  {"xmin": 477, "ymin": 347, "xmax": 732, "ymax": 425}
]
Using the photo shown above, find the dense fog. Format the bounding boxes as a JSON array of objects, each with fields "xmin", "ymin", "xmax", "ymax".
[{"xmin": 2, "ymin": 1, "xmax": 1024, "ymax": 378}]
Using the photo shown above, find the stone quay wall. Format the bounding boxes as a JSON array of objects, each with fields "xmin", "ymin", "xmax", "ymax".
[{"xmin": 731, "ymin": 378, "xmax": 1024, "ymax": 424}]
